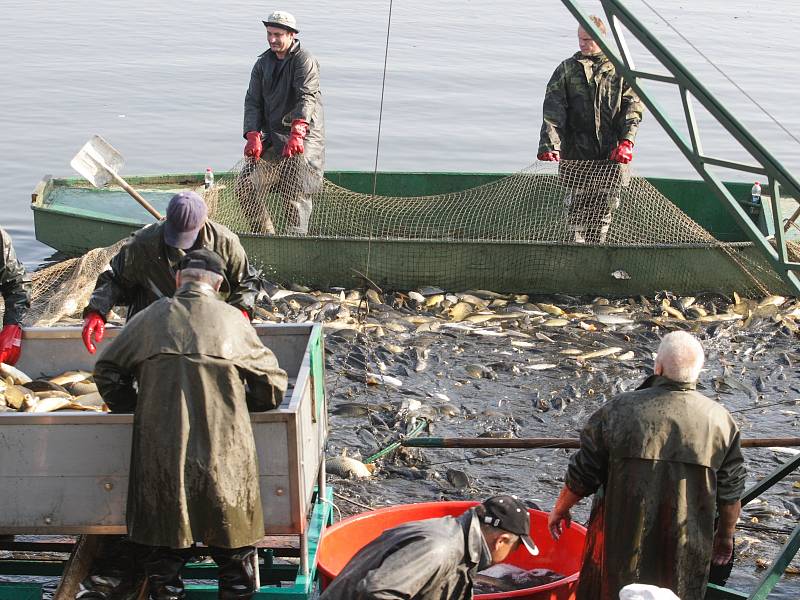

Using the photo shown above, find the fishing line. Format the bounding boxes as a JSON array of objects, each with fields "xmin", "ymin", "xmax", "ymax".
[
  {"xmin": 365, "ymin": 0, "xmax": 394, "ymax": 281},
  {"xmin": 640, "ymin": 0, "xmax": 800, "ymax": 148}
]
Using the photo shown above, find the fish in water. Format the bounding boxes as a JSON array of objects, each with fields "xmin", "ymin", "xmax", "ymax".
[
  {"xmin": 575, "ymin": 347, "xmax": 622, "ymax": 361},
  {"xmin": 474, "ymin": 564, "xmax": 565, "ymax": 594},
  {"xmin": 327, "ymin": 455, "xmax": 375, "ymax": 479}
]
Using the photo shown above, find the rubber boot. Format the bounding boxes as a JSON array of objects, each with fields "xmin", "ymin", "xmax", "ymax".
[
  {"xmin": 77, "ymin": 537, "xmax": 149, "ymax": 600},
  {"xmin": 143, "ymin": 548, "xmax": 190, "ymax": 600},
  {"xmin": 210, "ymin": 546, "xmax": 257, "ymax": 600}
]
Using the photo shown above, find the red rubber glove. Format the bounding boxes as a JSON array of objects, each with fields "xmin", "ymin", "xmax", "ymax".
[
  {"xmin": 82, "ymin": 312, "xmax": 106, "ymax": 355},
  {"xmin": 240, "ymin": 308, "xmax": 250, "ymax": 321},
  {"xmin": 537, "ymin": 151, "xmax": 560, "ymax": 162},
  {"xmin": 282, "ymin": 120, "xmax": 308, "ymax": 158},
  {"xmin": 244, "ymin": 131, "xmax": 263, "ymax": 160},
  {"xmin": 0, "ymin": 324, "xmax": 23, "ymax": 365},
  {"xmin": 609, "ymin": 139, "xmax": 634, "ymax": 164}
]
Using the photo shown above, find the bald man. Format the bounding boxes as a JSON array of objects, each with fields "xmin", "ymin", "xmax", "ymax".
[{"xmin": 548, "ymin": 331, "xmax": 745, "ymax": 600}]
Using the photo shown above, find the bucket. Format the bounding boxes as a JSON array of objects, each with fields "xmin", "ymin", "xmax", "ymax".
[{"xmin": 317, "ymin": 500, "xmax": 587, "ymax": 599}]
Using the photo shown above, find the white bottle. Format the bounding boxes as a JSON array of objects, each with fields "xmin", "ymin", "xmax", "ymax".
[
  {"xmin": 751, "ymin": 182, "xmax": 761, "ymax": 205},
  {"xmin": 204, "ymin": 167, "xmax": 214, "ymax": 189}
]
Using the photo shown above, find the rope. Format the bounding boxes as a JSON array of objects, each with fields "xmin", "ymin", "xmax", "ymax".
[
  {"xmin": 365, "ymin": 0, "xmax": 394, "ymax": 281},
  {"xmin": 364, "ymin": 418, "xmax": 429, "ymax": 464},
  {"xmin": 640, "ymin": 0, "xmax": 800, "ymax": 148},
  {"xmin": 333, "ymin": 491, "xmax": 379, "ymax": 512}
]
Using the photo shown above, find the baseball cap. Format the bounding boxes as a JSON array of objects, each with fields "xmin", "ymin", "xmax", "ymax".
[
  {"xmin": 164, "ymin": 191, "xmax": 208, "ymax": 249},
  {"xmin": 177, "ymin": 249, "xmax": 226, "ymax": 277},
  {"xmin": 481, "ymin": 495, "xmax": 539, "ymax": 556},
  {"xmin": 263, "ymin": 11, "xmax": 298, "ymax": 33}
]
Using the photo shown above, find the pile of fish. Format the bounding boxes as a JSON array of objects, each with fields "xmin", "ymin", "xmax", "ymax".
[
  {"xmin": 0, "ymin": 363, "xmax": 106, "ymax": 413},
  {"xmin": 252, "ymin": 284, "xmax": 800, "ymax": 338},
  {"xmin": 474, "ymin": 564, "xmax": 565, "ymax": 594}
]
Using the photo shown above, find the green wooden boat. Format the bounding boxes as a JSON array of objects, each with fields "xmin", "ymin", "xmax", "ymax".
[{"xmin": 30, "ymin": 171, "xmax": 790, "ymax": 296}]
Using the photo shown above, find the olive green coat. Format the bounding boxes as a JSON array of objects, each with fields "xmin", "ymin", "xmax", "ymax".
[
  {"xmin": 538, "ymin": 52, "xmax": 643, "ymax": 159},
  {"xmin": 85, "ymin": 220, "xmax": 261, "ymax": 320},
  {"xmin": 0, "ymin": 227, "xmax": 31, "ymax": 326},
  {"xmin": 94, "ymin": 282, "xmax": 288, "ymax": 549},
  {"xmin": 566, "ymin": 376, "xmax": 746, "ymax": 600}
]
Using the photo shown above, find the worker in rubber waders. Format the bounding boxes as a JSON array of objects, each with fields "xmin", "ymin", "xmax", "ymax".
[
  {"xmin": 81, "ymin": 190, "xmax": 261, "ymax": 354},
  {"xmin": 0, "ymin": 227, "xmax": 30, "ymax": 365},
  {"xmin": 548, "ymin": 331, "xmax": 746, "ymax": 600},
  {"xmin": 92, "ymin": 249, "xmax": 287, "ymax": 600},
  {"xmin": 537, "ymin": 15, "xmax": 644, "ymax": 244},
  {"xmin": 242, "ymin": 10, "xmax": 325, "ymax": 235},
  {"xmin": 320, "ymin": 496, "xmax": 540, "ymax": 600}
]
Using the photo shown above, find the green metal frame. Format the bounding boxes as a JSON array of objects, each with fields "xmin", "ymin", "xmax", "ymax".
[
  {"xmin": 560, "ymin": 0, "xmax": 800, "ymax": 295},
  {"xmin": 0, "ymin": 487, "xmax": 334, "ymax": 600}
]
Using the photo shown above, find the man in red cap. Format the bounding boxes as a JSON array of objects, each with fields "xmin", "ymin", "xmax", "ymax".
[
  {"xmin": 320, "ymin": 496, "xmax": 539, "ymax": 600},
  {"xmin": 0, "ymin": 227, "xmax": 30, "ymax": 365},
  {"xmin": 81, "ymin": 191, "xmax": 261, "ymax": 355},
  {"xmin": 242, "ymin": 10, "xmax": 325, "ymax": 235}
]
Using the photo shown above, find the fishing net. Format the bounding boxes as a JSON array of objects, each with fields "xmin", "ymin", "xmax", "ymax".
[
  {"xmin": 205, "ymin": 156, "xmax": 789, "ymax": 296},
  {"xmin": 23, "ymin": 240, "xmax": 125, "ymax": 327},
  {"xmin": 13, "ymin": 157, "xmax": 793, "ymax": 326}
]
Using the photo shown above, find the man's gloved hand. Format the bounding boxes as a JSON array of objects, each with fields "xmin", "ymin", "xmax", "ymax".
[
  {"xmin": 282, "ymin": 120, "xmax": 309, "ymax": 158},
  {"xmin": 0, "ymin": 324, "xmax": 23, "ymax": 365},
  {"xmin": 609, "ymin": 139, "xmax": 634, "ymax": 164},
  {"xmin": 82, "ymin": 312, "xmax": 106, "ymax": 355},
  {"xmin": 240, "ymin": 308, "xmax": 251, "ymax": 321},
  {"xmin": 537, "ymin": 151, "xmax": 560, "ymax": 162},
  {"xmin": 244, "ymin": 131, "xmax": 263, "ymax": 160}
]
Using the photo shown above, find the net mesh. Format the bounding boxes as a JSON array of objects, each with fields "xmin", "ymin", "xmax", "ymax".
[{"xmin": 15, "ymin": 158, "xmax": 796, "ymax": 326}]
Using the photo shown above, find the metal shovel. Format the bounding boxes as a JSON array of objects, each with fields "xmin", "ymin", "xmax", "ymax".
[{"xmin": 70, "ymin": 135, "xmax": 162, "ymax": 220}]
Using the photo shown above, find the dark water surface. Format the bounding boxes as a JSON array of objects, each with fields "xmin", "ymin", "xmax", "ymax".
[
  {"xmin": 2, "ymin": 1, "xmax": 799, "ymax": 597},
  {"xmin": 2, "ymin": 1, "xmax": 800, "ymax": 266}
]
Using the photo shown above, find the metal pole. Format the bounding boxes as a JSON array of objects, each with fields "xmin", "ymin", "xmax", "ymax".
[
  {"xmin": 300, "ymin": 531, "xmax": 309, "ymax": 578},
  {"xmin": 401, "ymin": 437, "xmax": 800, "ymax": 449}
]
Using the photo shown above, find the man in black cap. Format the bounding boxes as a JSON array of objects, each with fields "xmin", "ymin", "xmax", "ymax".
[
  {"xmin": 242, "ymin": 9, "xmax": 324, "ymax": 235},
  {"xmin": 319, "ymin": 496, "xmax": 539, "ymax": 600},
  {"xmin": 82, "ymin": 190, "xmax": 261, "ymax": 354},
  {"xmin": 91, "ymin": 249, "xmax": 287, "ymax": 600}
]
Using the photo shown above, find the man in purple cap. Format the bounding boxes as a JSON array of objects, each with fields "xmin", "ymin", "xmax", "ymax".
[
  {"xmin": 81, "ymin": 191, "xmax": 261, "ymax": 354},
  {"xmin": 320, "ymin": 495, "xmax": 539, "ymax": 600},
  {"xmin": 242, "ymin": 10, "xmax": 324, "ymax": 235}
]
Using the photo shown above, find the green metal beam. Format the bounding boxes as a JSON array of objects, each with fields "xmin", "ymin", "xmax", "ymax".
[
  {"xmin": 748, "ymin": 524, "xmax": 800, "ymax": 600},
  {"xmin": 559, "ymin": 0, "xmax": 800, "ymax": 295},
  {"xmin": 741, "ymin": 452, "xmax": 800, "ymax": 506}
]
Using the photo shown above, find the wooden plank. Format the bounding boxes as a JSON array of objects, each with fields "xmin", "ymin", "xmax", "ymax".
[{"xmin": 52, "ymin": 535, "xmax": 101, "ymax": 600}]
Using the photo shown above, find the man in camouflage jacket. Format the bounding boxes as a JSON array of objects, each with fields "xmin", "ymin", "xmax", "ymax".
[{"xmin": 537, "ymin": 17, "xmax": 644, "ymax": 243}]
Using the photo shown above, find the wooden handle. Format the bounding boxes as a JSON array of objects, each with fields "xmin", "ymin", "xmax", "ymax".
[
  {"xmin": 402, "ymin": 437, "xmax": 800, "ymax": 449},
  {"xmin": 110, "ymin": 171, "xmax": 162, "ymax": 220}
]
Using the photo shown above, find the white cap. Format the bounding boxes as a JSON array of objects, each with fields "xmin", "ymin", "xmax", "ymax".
[
  {"xmin": 619, "ymin": 584, "xmax": 680, "ymax": 600},
  {"xmin": 263, "ymin": 11, "xmax": 298, "ymax": 33}
]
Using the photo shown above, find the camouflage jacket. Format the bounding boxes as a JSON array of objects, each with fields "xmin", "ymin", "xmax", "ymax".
[
  {"xmin": 566, "ymin": 375, "xmax": 745, "ymax": 600},
  {"xmin": 0, "ymin": 228, "xmax": 31, "ymax": 326},
  {"xmin": 85, "ymin": 220, "xmax": 261, "ymax": 320},
  {"xmin": 538, "ymin": 52, "xmax": 643, "ymax": 159}
]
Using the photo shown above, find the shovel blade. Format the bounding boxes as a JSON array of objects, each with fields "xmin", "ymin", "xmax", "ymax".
[{"xmin": 70, "ymin": 135, "xmax": 125, "ymax": 188}]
